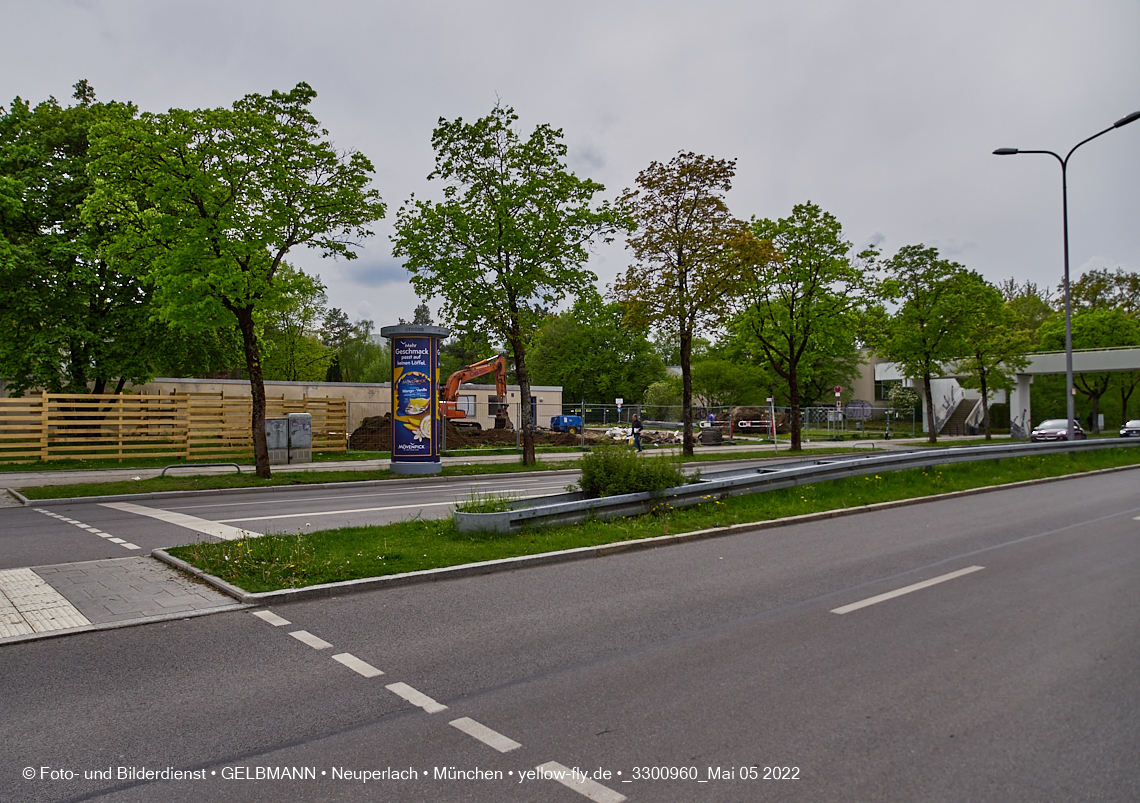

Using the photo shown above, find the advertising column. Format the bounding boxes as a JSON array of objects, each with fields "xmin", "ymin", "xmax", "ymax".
[{"xmin": 380, "ymin": 324, "xmax": 450, "ymax": 475}]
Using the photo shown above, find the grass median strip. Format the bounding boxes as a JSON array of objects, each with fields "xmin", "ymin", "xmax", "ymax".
[{"xmin": 166, "ymin": 448, "xmax": 1140, "ymax": 594}]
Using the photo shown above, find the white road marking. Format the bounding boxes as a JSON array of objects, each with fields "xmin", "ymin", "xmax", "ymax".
[
  {"xmin": 213, "ymin": 486, "xmax": 568, "ymax": 524},
  {"xmin": 536, "ymin": 762, "xmax": 626, "ymax": 803},
  {"xmin": 449, "ymin": 717, "xmax": 521, "ymax": 753},
  {"xmin": 385, "ymin": 682, "xmax": 448, "ymax": 714},
  {"xmin": 332, "ymin": 652, "xmax": 385, "ymax": 678},
  {"xmin": 0, "ymin": 568, "xmax": 91, "ymax": 637},
  {"xmin": 101, "ymin": 501, "xmax": 262, "ymax": 541},
  {"xmin": 165, "ymin": 483, "xmax": 570, "ymax": 512},
  {"xmin": 216, "ymin": 501, "xmax": 456, "ymax": 523},
  {"xmin": 831, "ymin": 566, "xmax": 986, "ymax": 615},
  {"xmin": 32, "ymin": 509, "xmax": 140, "ymax": 552},
  {"xmin": 289, "ymin": 630, "xmax": 333, "ymax": 650},
  {"xmin": 251, "ymin": 610, "xmax": 291, "ymax": 627}
]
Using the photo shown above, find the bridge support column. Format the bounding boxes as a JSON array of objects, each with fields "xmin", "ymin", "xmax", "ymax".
[{"xmin": 1010, "ymin": 374, "xmax": 1032, "ymax": 439}]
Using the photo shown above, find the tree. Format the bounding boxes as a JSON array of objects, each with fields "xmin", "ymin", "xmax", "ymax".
[
  {"xmin": 1038, "ymin": 308, "xmax": 1140, "ymax": 431},
  {"xmin": 527, "ymin": 289, "xmax": 665, "ymax": 404},
  {"xmin": 689, "ymin": 359, "xmax": 767, "ymax": 407},
  {"xmin": 261, "ymin": 266, "xmax": 333, "ymax": 382},
  {"xmin": 87, "ymin": 82, "xmax": 385, "ymax": 477},
  {"xmin": 612, "ymin": 152, "xmax": 767, "ymax": 456},
  {"xmin": 999, "ymin": 278, "xmax": 1057, "ymax": 347},
  {"xmin": 1067, "ymin": 267, "xmax": 1140, "ymax": 316},
  {"xmin": 871, "ymin": 246, "xmax": 983, "ymax": 443},
  {"xmin": 0, "ymin": 81, "xmax": 163, "ymax": 396},
  {"xmin": 740, "ymin": 202, "xmax": 869, "ymax": 449},
  {"xmin": 392, "ymin": 103, "xmax": 624, "ymax": 464},
  {"xmin": 954, "ymin": 281, "xmax": 1030, "ymax": 439}
]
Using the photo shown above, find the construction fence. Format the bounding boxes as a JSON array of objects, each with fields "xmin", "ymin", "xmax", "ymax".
[
  {"xmin": 0, "ymin": 392, "xmax": 347, "ymax": 464},
  {"xmin": 566, "ymin": 403, "xmax": 919, "ymax": 440}
]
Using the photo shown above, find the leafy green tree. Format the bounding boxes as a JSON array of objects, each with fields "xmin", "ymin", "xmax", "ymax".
[
  {"xmin": 689, "ymin": 359, "xmax": 767, "ymax": 407},
  {"xmin": 999, "ymin": 278, "xmax": 1057, "ymax": 347},
  {"xmin": 1067, "ymin": 267, "xmax": 1140, "ymax": 316},
  {"xmin": 612, "ymin": 152, "xmax": 767, "ymax": 455},
  {"xmin": 87, "ymin": 82, "xmax": 385, "ymax": 477},
  {"xmin": 643, "ymin": 375, "xmax": 683, "ymax": 420},
  {"xmin": 740, "ymin": 202, "xmax": 869, "ymax": 449},
  {"xmin": 954, "ymin": 281, "xmax": 1030, "ymax": 439},
  {"xmin": 527, "ymin": 290, "xmax": 664, "ymax": 404},
  {"xmin": 260, "ymin": 266, "xmax": 333, "ymax": 381},
  {"xmin": 1038, "ymin": 308, "xmax": 1140, "ymax": 431},
  {"xmin": 392, "ymin": 103, "xmax": 624, "ymax": 464},
  {"xmin": 871, "ymin": 246, "xmax": 984, "ymax": 443},
  {"xmin": 0, "ymin": 81, "xmax": 165, "ymax": 396}
]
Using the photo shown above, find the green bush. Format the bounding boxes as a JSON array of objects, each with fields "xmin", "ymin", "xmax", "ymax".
[{"xmin": 576, "ymin": 446, "xmax": 687, "ymax": 498}]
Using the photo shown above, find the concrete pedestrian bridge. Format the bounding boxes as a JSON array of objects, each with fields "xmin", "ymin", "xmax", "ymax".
[{"xmin": 874, "ymin": 347, "xmax": 1140, "ymax": 437}]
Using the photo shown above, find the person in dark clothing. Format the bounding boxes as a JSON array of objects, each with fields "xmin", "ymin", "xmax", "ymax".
[{"xmin": 631, "ymin": 415, "xmax": 644, "ymax": 451}]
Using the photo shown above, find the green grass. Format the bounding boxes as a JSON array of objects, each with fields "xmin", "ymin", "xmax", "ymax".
[{"xmin": 167, "ymin": 446, "xmax": 1140, "ymax": 593}]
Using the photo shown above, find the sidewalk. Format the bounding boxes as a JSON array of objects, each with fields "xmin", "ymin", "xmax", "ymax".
[{"xmin": 0, "ymin": 557, "xmax": 243, "ymax": 645}]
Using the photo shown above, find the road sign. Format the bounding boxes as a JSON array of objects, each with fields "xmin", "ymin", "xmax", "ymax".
[{"xmin": 615, "ymin": 397, "xmax": 623, "ymax": 410}]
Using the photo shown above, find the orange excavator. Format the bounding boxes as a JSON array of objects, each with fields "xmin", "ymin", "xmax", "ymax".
[{"xmin": 440, "ymin": 354, "xmax": 512, "ymax": 430}]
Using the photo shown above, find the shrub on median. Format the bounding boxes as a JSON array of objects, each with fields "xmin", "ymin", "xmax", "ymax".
[{"xmin": 576, "ymin": 445, "xmax": 687, "ymax": 498}]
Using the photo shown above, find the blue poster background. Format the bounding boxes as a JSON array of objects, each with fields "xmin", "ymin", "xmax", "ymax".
[{"xmin": 390, "ymin": 336, "xmax": 439, "ymax": 461}]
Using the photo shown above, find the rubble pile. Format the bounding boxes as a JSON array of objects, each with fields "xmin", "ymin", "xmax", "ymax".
[{"xmin": 347, "ymin": 414, "xmax": 590, "ymax": 451}]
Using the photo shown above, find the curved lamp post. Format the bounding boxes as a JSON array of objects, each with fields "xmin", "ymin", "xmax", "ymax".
[{"xmin": 994, "ymin": 110, "xmax": 1140, "ymax": 440}]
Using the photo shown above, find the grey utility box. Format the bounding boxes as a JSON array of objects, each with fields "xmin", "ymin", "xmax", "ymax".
[
  {"xmin": 287, "ymin": 412, "xmax": 313, "ymax": 464},
  {"xmin": 265, "ymin": 417, "xmax": 289, "ymax": 465}
]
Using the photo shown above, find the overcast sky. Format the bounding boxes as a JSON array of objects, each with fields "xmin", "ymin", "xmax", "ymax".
[{"xmin": 4, "ymin": 0, "xmax": 1138, "ymax": 333}]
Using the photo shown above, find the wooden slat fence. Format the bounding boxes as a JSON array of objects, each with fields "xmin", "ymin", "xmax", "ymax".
[{"xmin": 0, "ymin": 392, "xmax": 346, "ymax": 464}]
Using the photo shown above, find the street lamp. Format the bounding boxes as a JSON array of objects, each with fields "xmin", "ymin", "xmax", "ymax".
[{"xmin": 994, "ymin": 110, "xmax": 1140, "ymax": 441}]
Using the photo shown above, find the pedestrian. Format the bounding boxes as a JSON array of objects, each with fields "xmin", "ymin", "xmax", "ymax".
[{"xmin": 631, "ymin": 414, "xmax": 644, "ymax": 452}]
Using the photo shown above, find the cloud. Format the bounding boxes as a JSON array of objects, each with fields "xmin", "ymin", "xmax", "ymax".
[{"xmin": 340, "ymin": 258, "xmax": 409, "ymax": 288}]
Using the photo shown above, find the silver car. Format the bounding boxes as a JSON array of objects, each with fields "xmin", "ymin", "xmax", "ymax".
[
  {"xmin": 1030, "ymin": 419, "xmax": 1087, "ymax": 442},
  {"xmin": 1120, "ymin": 419, "xmax": 1140, "ymax": 437}
]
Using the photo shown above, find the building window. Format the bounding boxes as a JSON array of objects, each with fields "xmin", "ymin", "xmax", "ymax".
[{"xmin": 875, "ymin": 380, "xmax": 899, "ymax": 401}]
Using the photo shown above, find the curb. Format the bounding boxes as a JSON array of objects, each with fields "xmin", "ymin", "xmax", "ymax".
[
  {"xmin": 153, "ymin": 461, "xmax": 1140, "ymax": 605},
  {"xmin": 0, "ymin": 602, "xmax": 248, "ymax": 646}
]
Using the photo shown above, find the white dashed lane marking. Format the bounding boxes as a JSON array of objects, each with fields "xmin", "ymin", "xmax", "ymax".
[
  {"xmin": 251, "ymin": 610, "xmax": 290, "ymax": 627},
  {"xmin": 386, "ymin": 682, "xmax": 448, "ymax": 714},
  {"xmin": 332, "ymin": 652, "xmax": 385, "ymax": 678},
  {"xmin": 33, "ymin": 508, "xmax": 141, "ymax": 551},
  {"xmin": 449, "ymin": 717, "xmax": 521, "ymax": 753},
  {"xmin": 289, "ymin": 630, "xmax": 333, "ymax": 650},
  {"xmin": 537, "ymin": 762, "xmax": 627, "ymax": 803},
  {"xmin": 830, "ymin": 566, "xmax": 986, "ymax": 615}
]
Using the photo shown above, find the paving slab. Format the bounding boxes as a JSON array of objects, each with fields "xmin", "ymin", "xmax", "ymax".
[{"xmin": 0, "ymin": 556, "xmax": 244, "ymax": 645}]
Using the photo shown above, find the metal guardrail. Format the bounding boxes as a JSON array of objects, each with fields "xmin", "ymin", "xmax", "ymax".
[{"xmin": 454, "ymin": 438, "xmax": 1140, "ymax": 533}]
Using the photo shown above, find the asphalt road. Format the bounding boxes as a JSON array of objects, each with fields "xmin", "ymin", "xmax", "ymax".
[
  {"xmin": 3, "ymin": 467, "xmax": 1138, "ymax": 802},
  {"xmin": 1, "ymin": 455, "xmax": 819, "ymax": 570}
]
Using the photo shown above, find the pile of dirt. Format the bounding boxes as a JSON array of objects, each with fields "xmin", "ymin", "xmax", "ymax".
[
  {"xmin": 720, "ymin": 406, "xmax": 791, "ymax": 434},
  {"xmin": 347, "ymin": 414, "xmax": 591, "ymax": 451}
]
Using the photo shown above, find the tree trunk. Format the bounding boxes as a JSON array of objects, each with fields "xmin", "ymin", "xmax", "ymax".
[
  {"xmin": 680, "ymin": 330, "xmax": 694, "ymax": 457},
  {"xmin": 235, "ymin": 306, "xmax": 271, "ymax": 479},
  {"xmin": 979, "ymin": 369, "xmax": 991, "ymax": 440},
  {"xmin": 922, "ymin": 371, "xmax": 938, "ymax": 444},
  {"xmin": 509, "ymin": 335, "xmax": 536, "ymax": 466},
  {"xmin": 788, "ymin": 362, "xmax": 802, "ymax": 451}
]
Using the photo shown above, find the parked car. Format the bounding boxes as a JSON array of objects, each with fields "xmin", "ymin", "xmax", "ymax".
[
  {"xmin": 1030, "ymin": 419, "xmax": 1087, "ymax": 442},
  {"xmin": 1120, "ymin": 419, "xmax": 1140, "ymax": 437}
]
